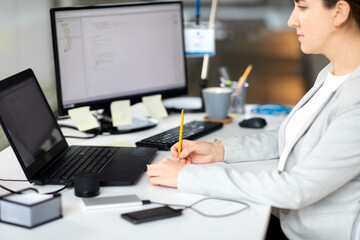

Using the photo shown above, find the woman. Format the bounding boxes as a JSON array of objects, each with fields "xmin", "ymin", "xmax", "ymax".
[{"xmin": 147, "ymin": 0, "xmax": 360, "ymax": 239}]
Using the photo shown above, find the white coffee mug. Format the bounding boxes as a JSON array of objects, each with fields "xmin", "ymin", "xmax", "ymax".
[{"xmin": 202, "ymin": 87, "xmax": 232, "ymax": 120}]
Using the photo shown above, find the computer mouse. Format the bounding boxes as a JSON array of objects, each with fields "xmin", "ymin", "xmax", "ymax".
[{"xmin": 239, "ymin": 117, "xmax": 267, "ymax": 129}]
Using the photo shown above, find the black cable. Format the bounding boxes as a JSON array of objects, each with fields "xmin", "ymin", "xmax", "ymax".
[
  {"xmin": 149, "ymin": 197, "xmax": 250, "ymax": 218},
  {"xmin": 42, "ymin": 186, "xmax": 68, "ymax": 195},
  {"xmin": 0, "ymin": 182, "xmax": 68, "ymax": 195},
  {"xmin": 56, "ymin": 115, "xmax": 70, "ymax": 120},
  {"xmin": 0, "ymin": 184, "xmax": 39, "ymax": 194},
  {"xmin": 0, "ymin": 183, "xmax": 24, "ymax": 194}
]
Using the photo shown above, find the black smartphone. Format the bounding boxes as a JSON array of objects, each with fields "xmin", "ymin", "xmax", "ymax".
[{"xmin": 121, "ymin": 206, "xmax": 182, "ymax": 224}]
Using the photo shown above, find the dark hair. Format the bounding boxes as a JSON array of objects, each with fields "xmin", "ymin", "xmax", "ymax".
[{"xmin": 294, "ymin": 0, "xmax": 360, "ymax": 28}]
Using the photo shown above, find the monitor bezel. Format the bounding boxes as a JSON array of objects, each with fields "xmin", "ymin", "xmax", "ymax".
[{"xmin": 50, "ymin": 1, "xmax": 188, "ymax": 116}]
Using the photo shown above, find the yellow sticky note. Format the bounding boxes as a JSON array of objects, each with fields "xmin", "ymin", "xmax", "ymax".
[
  {"xmin": 106, "ymin": 139, "xmax": 136, "ymax": 148},
  {"xmin": 110, "ymin": 100, "xmax": 132, "ymax": 127},
  {"xmin": 68, "ymin": 106, "xmax": 99, "ymax": 132},
  {"xmin": 142, "ymin": 94, "xmax": 168, "ymax": 119}
]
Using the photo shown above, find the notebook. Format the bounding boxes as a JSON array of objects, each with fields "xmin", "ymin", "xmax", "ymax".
[{"xmin": 0, "ymin": 69, "xmax": 157, "ymax": 186}]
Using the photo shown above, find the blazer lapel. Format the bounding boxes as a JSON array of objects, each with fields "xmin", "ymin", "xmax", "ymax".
[{"xmin": 277, "ymin": 64, "xmax": 331, "ymax": 172}]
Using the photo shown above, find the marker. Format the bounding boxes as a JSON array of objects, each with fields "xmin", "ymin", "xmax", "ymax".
[{"xmin": 178, "ymin": 109, "xmax": 184, "ymax": 161}]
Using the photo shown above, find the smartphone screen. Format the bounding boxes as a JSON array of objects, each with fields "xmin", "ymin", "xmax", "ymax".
[{"xmin": 121, "ymin": 206, "xmax": 182, "ymax": 224}]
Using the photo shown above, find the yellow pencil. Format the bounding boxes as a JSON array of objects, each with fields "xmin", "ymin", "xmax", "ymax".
[
  {"xmin": 178, "ymin": 109, "xmax": 184, "ymax": 161},
  {"xmin": 231, "ymin": 64, "xmax": 253, "ymax": 104},
  {"xmin": 235, "ymin": 64, "xmax": 253, "ymax": 95}
]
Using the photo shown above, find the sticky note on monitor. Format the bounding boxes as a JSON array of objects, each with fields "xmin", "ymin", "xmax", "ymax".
[
  {"xmin": 142, "ymin": 94, "xmax": 168, "ymax": 119},
  {"xmin": 68, "ymin": 106, "xmax": 99, "ymax": 131},
  {"xmin": 110, "ymin": 100, "xmax": 132, "ymax": 127}
]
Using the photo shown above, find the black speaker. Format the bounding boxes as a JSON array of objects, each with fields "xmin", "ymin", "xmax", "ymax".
[{"xmin": 74, "ymin": 172, "xmax": 100, "ymax": 198}]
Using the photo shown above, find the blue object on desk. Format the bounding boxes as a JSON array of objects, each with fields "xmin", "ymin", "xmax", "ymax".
[
  {"xmin": 196, "ymin": 0, "xmax": 200, "ymax": 24},
  {"xmin": 251, "ymin": 104, "xmax": 292, "ymax": 116}
]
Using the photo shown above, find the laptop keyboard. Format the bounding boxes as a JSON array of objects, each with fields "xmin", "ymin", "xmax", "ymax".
[
  {"xmin": 135, "ymin": 120, "xmax": 223, "ymax": 150},
  {"xmin": 43, "ymin": 146, "xmax": 117, "ymax": 180}
]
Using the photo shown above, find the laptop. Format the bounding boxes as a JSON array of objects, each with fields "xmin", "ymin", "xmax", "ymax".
[{"xmin": 0, "ymin": 69, "xmax": 157, "ymax": 187}]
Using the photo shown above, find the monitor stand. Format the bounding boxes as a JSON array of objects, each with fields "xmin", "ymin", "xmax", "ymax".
[
  {"xmin": 85, "ymin": 111, "xmax": 157, "ymax": 135},
  {"xmin": 163, "ymin": 78, "xmax": 207, "ymax": 113},
  {"xmin": 163, "ymin": 96, "xmax": 204, "ymax": 113}
]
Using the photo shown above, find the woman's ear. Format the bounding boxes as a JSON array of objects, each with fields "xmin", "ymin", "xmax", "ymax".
[{"xmin": 333, "ymin": 0, "xmax": 351, "ymax": 27}]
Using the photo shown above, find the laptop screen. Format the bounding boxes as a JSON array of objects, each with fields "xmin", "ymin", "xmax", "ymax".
[{"xmin": 0, "ymin": 69, "xmax": 67, "ymax": 177}]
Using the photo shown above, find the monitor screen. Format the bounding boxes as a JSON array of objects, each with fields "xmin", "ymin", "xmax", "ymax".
[{"xmin": 50, "ymin": 1, "xmax": 187, "ymax": 117}]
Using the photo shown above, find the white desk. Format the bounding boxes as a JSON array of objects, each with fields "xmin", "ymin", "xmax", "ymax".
[{"xmin": 0, "ymin": 106, "xmax": 284, "ymax": 240}]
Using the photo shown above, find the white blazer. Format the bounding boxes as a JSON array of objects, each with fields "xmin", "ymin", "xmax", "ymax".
[{"xmin": 178, "ymin": 63, "xmax": 360, "ymax": 239}]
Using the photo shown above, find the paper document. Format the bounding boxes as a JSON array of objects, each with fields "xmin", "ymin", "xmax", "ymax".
[
  {"xmin": 4, "ymin": 192, "xmax": 53, "ymax": 205},
  {"xmin": 110, "ymin": 100, "xmax": 132, "ymax": 127},
  {"xmin": 142, "ymin": 94, "xmax": 168, "ymax": 119},
  {"xmin": 68, "ymin": 106, "xmax": 99, "ymax": 131}
]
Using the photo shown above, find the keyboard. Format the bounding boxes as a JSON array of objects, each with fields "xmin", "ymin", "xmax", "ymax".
[
  {"xmin": 43, "ymin": 146, "xmax": 117, "ymax": 180},
  {"xmin": 135, "ymin": 120, "xmax": 223, "ymax": 150}
]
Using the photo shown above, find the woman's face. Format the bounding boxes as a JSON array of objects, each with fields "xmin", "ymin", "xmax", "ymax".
[{"xmin": 288, "ymin": 0, "xmax": 335, "ymax": 54}]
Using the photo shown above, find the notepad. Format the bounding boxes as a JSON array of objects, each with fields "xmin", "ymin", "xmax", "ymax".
[
  {"xmin": 4, "ymin": 192, "xmax": 53, "ymax": 205},
  {"xmin": 106, "ymin": 139, "xmax": 136, "ymax": 148},
  {"xmin": 142, "ymin": 94, "xmax": 168, "ymax": 119},
  {"xmin": 68, "ymin": 106, "xmax": 99, "ymax": 131},
  {"xmin": 110, "ymin": 100, "xmax": 132, "ymax": 127}
]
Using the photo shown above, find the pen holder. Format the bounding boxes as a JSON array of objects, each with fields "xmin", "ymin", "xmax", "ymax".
[{"xmin": 229, "ymin": 82, "xmax": 248, "ymax": 114}]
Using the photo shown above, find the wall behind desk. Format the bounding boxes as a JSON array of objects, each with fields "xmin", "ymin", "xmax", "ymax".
[
  {"xmin": 0, "ymin": 0, "xmax": 136, "ymax": 151},
  {"xmin": 0, "ymin": 0, "xmax": 56, "ymax": 151}
]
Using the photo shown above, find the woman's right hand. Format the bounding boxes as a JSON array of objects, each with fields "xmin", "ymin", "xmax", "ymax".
[{"xmin": 171, "ymin": 139, "xmax": 224, "ymax": 164}]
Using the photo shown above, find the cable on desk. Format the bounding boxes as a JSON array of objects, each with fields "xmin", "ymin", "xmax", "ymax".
[
  {"xmin": 0, "ymin": 182, "xmax": 68, "ymax": 195},
  {"xmin": 0, "ymin": 183, "xmax": 25, "ymax": 194},
  {"xmin": 43, "ymin": 185, "xmax": 68, "ymax": 195},
  {"xmin": 145, "ymin": 197, "xmax": 250, "ymax": 218}
]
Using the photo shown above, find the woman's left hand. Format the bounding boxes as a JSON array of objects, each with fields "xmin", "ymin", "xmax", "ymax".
[{"xmin": 147, "ymin": 158, "xmax": 185, "ymax": 188}]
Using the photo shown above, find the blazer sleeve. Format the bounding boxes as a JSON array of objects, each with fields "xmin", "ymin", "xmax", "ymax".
[
  {"xmin": 178, "ymin": 103, "xmax": 360, "ymax": 209},
  {"xmin": 219, "ymin": 128, "xmax": 279, "ymax": 163}
]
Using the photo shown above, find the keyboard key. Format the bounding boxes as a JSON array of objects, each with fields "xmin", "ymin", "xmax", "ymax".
[
  {"xmin": 135, "ymin": 120, "xmax": 223, "ymax": 150},
  {"xmin": 44, "ymin": 147, "xmax": 116, "ymax": 180}
]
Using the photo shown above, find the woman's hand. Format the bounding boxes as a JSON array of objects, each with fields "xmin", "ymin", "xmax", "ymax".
[
  {"xmin": 171, "ymin": 140, "xmax": 225, "ymax": 164},
  {"xmin": 147, "ymin": 158, "xmax": 185, "ymax": 188}
]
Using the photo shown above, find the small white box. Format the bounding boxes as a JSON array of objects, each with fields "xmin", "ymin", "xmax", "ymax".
[{"xmin": 0, "ymin": 188, "xmax": 62, "ymax": 228}]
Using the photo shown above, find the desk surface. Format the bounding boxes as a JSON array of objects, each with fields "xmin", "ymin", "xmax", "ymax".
[{"xmin": 0, "ymin": 105, "xmax": 284, "ymax": 240}]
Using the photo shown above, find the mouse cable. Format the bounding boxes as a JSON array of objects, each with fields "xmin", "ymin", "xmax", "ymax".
[
  {"xmin": 0, "ymin": 183, "xmax": 68, "ymax": 195},
  {"xmin": 142, "ymin": 197, "xmax": 249, "ymax": 218}
]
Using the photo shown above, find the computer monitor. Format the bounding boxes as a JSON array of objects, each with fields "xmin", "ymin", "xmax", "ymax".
[{"xmin": 50, "ymin": 1, "xmax": 187, "ymax": 132}]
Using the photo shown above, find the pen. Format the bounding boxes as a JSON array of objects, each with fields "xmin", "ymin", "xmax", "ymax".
[
  {"xmin": 196, "ymin": 0, "xmax": 200, "ymax": 25},
  {"xmin": 178, "ymin": 109, "xmax": 184, "ymax": 161}
]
